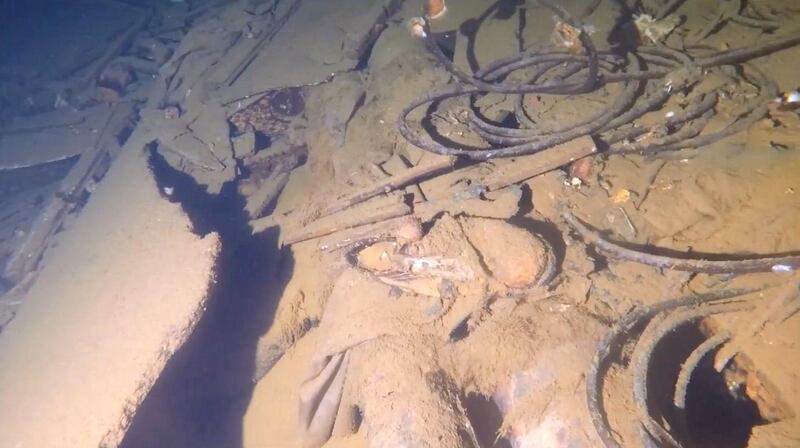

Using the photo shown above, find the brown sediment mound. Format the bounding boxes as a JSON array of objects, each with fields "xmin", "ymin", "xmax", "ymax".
[
  {"xmin": 460, "ymin": 217, "xmax": 553, "ymax": 288},
  {"xmin": 351, "ymin": 337, "xmax": 474, "ymax": 448},
  {"xmin": 444, "ymin": 302, "xmax": 605, "ymax": 446}
]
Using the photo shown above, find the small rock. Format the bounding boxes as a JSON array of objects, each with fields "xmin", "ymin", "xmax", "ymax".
[{"xmin": 568, "ymin": 157, "xmax": 593, "ymax": 184}]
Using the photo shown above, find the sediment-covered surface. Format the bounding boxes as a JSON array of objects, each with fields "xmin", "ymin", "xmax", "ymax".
[
  {"xmin": 0, "ymin": 143, "xmax": 219, "ymax": 447},
  {"xmin": 1, "ymin": 0, "xmax": 799, "ymax": 447}
]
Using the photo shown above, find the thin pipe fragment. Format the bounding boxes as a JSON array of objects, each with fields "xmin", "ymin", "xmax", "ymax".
[
  {"xmin": 562, "ymin": 212, "xmax": 800, "ymax": 274},
  {"xmin": 673, "ymin": 331, "xmax": 731, "ymax": 409}
]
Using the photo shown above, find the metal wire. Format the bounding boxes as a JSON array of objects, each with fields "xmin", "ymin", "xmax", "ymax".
[
  {"xmin": 630, "ymin": 303, "xmax": 752, "ymax": 446},
  {"xmin": 398, "ymin": 1, "xmax": 800, "ymax": 160},
  {"xmin": 673, "ymin": 331, "xmax": 731, "ymax": 410},
  {"xmin": 585, "ymin": 288, "xmax": 761, "ymax": 448}
]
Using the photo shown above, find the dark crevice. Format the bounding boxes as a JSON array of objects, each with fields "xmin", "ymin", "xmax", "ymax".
[
  {"xmin": 464, "ymin": 392, "xmax": 512, "ymax": 448},
  {"xmin": 120, "ymin": 148, "xmax": 292, "ymax": 448},
  {"xmin": 516, "ymin": 6, "xmax": 527, "ymax": 52},
  {"xmin": 515, "ymin": 183, "xmax": 534, "ymax": 215},
  {"xmin": 649, "ymin": 324, "xmax": 761, "ymax": 448},
  {"xmin": 682, "ymin": 351, "xmax": 762, "ymax": 447},
  {"xmin": 448, "ymin": 316, "xmax": 470, "ymax": 341},
  {"xmin": 252, "ymin": 131, "xmax": 272, "ymax": 153},
  {"xmin": 585, "ymin": 243, "xmax": 609, "ymax": 273},
  {"xmin": 432, "ymin": 30, "xmax": 458, "ymax": 62},
  {"xmin": 355, "ymin": 33, "xmax": 379, "ymax": 71}
]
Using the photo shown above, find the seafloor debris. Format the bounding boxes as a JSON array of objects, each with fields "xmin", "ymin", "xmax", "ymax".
[
  {"xmin": 239, "ymin": 144, "xmax": 306, "ymax": 219},
  {"xmin": 460, "ymin": 217, "xmax": 555, "ymax": 289},
  {"xmin": 5, "ymin": 0, "xmax": 800, "ymax": 446},
  {"xmin": 425, "ymin": 0, "xmax": 446, "ymax": 20},
  {"xmin": 278, "ymin": 199, "xmax": 411, "ymax": 245},
  {"xmin": 292, "ymin": 211, "xmax": 565, "ymax": 447},
  {"xmin": 95, "ymin": 86, "xmax": 123, "ymax": 108},
  {"xmin": 563, "ymin": 211, "xmax": 800, "ymax": 274},
  {"xmin": 633, "ymin": 13, "xmax": 680, "ymax": 44},
  {"xmin": 552, "ymin": 16, "xmax": 585, "ymax": 54},
  {"xmin": 320, "ymin": 155, "xmax": 456, "ymax": 216},
  {"xmin": 271, "ymin": 2, "xmax": 800, "ymax": 445},
  {"xmin": 97, "ymin": 63, "xmax": 135, "ymax": 94},
  {"xmin": 583, "ymin": 286, "xmax": 799, "ymax": 448},
  {"xmin": 773, "ymin": 89, "xmax": 800, "ymax": 111},
  {"xmin": 399, "ymin": 1, "xmax": 800, "ymax": 161},
  {"xmin": 229, "ymin": 87, "xmax": 305, "ymax": 135}
]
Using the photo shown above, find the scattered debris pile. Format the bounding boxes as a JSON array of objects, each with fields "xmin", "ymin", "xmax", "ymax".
[
  {"xmin": 1, "ymin": 0, "xmax": 799, "ymax": 447},
  {"xmin": 241, "ymin": 0, "xmax": 800, "ymax": 447}
]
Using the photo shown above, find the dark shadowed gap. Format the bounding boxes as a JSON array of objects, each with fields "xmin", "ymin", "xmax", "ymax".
[
  {"xmin": 464, "ymin": 392, "xmax": 512, "ymax": 448},
  {"xmin": 649, "ymin": 325, "xmax": 760, "ymax": 448},
  {"xmin": 120, "ymin": 148, "xmax": 293, "ymax": 448}
]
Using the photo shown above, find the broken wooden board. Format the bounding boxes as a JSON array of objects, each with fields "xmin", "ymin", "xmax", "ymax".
[
  {"xmin": 222, "ymin": 0, "xmax": 403, "ymax": 103},
  {"xmin": 0, "ymin": 137, "xmax": 220, "ymax": 447},
  {"xmin": 480, "ymin": 136, "xmax": 597, "ymax": 191},
  {"xmin": 0, "ymin": 105, "xmax": 114, "ymax": 170},
  {"xmin": 2, "ymin": 104, "xmax": 138, "ymax": 283}
]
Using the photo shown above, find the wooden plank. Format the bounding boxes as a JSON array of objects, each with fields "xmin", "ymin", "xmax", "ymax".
[
  {"xmin": 0, "ymin": 137, "xmax": 219, "ymax": 447},
  {"xmin": 2, "ymin": 104, "xmax": 135, "ymax": 283},
  {"xmin": 480, "ymin": 136, "xmax": 597, "ymax": 191}
]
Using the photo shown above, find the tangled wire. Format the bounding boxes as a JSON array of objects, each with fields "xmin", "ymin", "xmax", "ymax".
[
  {"xmin": 398, "ymin": 0, "xmax": 800, "ymax": 161},
  {"xmin": 396, "ymin": 1, "xmax": 800, "ymax": 446}
]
